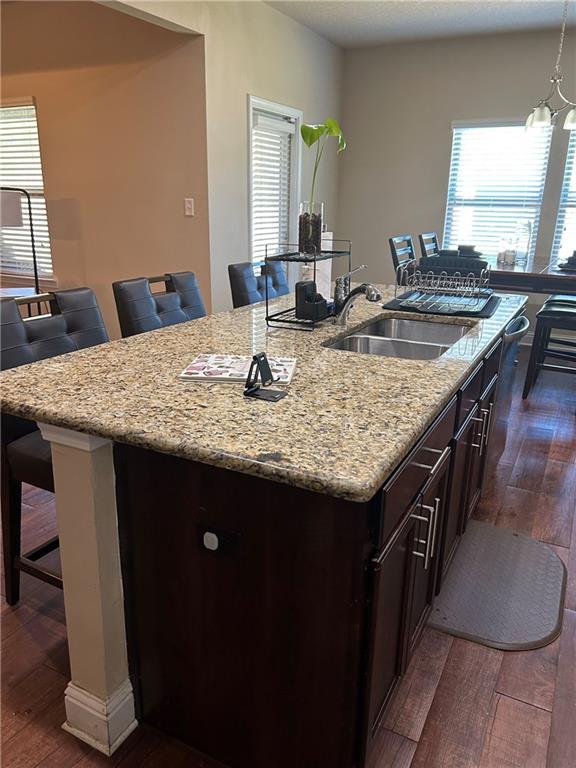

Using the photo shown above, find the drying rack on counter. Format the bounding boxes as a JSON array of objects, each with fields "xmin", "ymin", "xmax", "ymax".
[
  {"xmin": 392, "ymin": 265, "xmax": 494, "ymax": 316},
  {"xmin": 264, "ymin": 241, "xmax": 352, "ymax": 331}
]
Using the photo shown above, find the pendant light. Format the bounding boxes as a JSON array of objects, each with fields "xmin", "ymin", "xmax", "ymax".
[{"xmin": 526, "ymin": 0, "xmax": 576, "ymax": 130}]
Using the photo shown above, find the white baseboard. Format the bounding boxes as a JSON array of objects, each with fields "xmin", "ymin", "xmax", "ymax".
[{"xmin": 62, "ymin": 679, "xmax": 138, "ymax": 756}]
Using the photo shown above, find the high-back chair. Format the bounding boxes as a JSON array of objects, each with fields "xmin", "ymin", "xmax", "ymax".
[
  {"xmin": 1, "ymin": 288, "xmax": 109, "ymax": 604},
  {"xmin": 228, "ymin": 261, "xmax": 289, "ymax": 308},
  {"xmin": 112, "ymin": 271, "xmax": 206, "ymax": 338},
  {"xmin": 419, "ymin": 232, "xmax": 440, "ymax": 259},
  {"xmin": 522, "ymin": 299, "xmax": 576, "ymax": 401},
  {"xmin": 389, "ymin": 235, "xmax": 417, "ymax": 283}
]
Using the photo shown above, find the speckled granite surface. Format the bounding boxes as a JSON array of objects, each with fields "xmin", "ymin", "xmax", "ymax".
[{"xmin": 0, "ymin": 285, "xmax": 526, "ymax": 501}]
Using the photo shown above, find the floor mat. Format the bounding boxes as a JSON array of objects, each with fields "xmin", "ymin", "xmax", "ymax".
[{"xmin": 429, "ymin": 520, "xmax": 566, "ymax": 650}]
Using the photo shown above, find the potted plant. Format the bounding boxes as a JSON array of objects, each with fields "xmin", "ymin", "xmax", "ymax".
[{"xmin": 299, "ymin": 118, "xmax": 346, "ymax": 254}]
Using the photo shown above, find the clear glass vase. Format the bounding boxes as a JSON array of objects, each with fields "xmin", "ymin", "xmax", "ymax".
[{"xmin": 298, "ymin": 202, "xmax": 324, "ymax": 255}]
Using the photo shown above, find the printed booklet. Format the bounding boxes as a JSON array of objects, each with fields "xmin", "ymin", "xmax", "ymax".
[{"xmin": 180, "ymin": 354, "xmax": 297, "ymax": 384}]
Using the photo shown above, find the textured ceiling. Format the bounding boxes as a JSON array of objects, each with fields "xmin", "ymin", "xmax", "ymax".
[{"xmin": 267, "ymin": 1, "xmax": 575, "ymax": 48}]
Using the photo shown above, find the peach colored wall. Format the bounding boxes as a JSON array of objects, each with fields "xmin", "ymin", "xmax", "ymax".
[{"xmin": 1, "ymin": 1, "xmax": 210, "ymax": 337}]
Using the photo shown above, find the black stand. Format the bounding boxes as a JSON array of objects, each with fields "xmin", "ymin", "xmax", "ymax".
[
  {"xmin": 1, "ymin": 186, "xmax": 40, "ymax": 294},
  {"xmin": 244, "ymin": 353, "xmax": 287, "ymax": 402}
]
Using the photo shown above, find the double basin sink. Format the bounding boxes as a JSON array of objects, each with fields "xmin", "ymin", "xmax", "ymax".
[{"xmin": 325, "ymin": 317, "xmax": 471, "ymax": 360}]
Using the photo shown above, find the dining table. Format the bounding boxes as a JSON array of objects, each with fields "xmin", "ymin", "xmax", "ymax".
[{"xmin": 485, "ymin": 261, "xmax": 576, "ymax": 296}]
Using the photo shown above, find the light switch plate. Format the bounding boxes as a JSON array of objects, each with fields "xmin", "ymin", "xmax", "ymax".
[{"xmin": 184, "ymin": 198, "xmax": 195, "ymax": 217}]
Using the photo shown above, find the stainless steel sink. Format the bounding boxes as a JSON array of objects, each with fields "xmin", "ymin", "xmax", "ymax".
[
  {"xmin": 328, "ymin": 335, "xmax": 450, "ymax": 360},
  {"xmin": 324, "ymin": 316, "xmax": 471, "ymax": 360},
  {"xmin": 357, "ymin": 318, "xmax": 470, "ymax": 345}
]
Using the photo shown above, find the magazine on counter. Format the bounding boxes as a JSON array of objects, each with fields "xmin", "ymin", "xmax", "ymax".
[{"xmin": 180, "ymin": 354, "xmax": 297, "ymax": 384}]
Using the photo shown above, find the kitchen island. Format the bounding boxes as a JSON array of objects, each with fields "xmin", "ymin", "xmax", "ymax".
[{"xmin": 0, "ymin": 285, "xmax": 527, "ymax": 766}]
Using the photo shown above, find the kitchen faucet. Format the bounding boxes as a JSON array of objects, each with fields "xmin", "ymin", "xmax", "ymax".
[{"xmin": 333, "ymin": 266, "xmax": 382, "ymax": 326}]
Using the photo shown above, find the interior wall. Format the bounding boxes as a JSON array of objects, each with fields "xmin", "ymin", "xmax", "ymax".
[
  {"xmin": 337, "ymin": 29, "xmax": 575, "ymax": 289},
  {"xmin": 112, "ymin": 0, "xmax": 343, "ymax": 311},
  {"xmin": 1, "ymin": 1, "xmax": 210, "ymax": 337}
]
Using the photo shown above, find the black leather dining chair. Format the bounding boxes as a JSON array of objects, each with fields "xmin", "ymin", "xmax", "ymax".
[
  {"xmin": 389, "ymin": 235, "xmax": 417, "ymax": 283},
  {"xmin": 228, "ymin": 261, "xmax": 289, "ymax": 309},
  {"xmin": 1, "ymin": 288, "xmax": 109, "ymax": 605},
  {"xmin": 112, "ymin": 271, "xmax": 206, "ymax": 338},
  {"xmin": 418, "ymin": 232, "xmax": 440, "ymax": 259}
]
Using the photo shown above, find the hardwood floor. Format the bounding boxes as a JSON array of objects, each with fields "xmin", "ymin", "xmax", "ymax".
[{"xmin": 2, "ymin": 348, "xmax": 575, "ymax": 767}]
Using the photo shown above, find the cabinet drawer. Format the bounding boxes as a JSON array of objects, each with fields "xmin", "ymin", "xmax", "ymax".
[
  {"xmin": 482, "ymin": 337, "xmax": 503, "ymax": 397},
  {"xmin": 380, "ymin": 397, "xmax": 456, "ymax": 546},
  {"xmin": 456, "ymin": 363, "xmax": 483, "ymax": 429}
]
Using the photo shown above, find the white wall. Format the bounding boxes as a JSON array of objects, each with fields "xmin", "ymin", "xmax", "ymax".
[
  {"xmin": 337, "ymin": 29, "xmax": 575, "ymax": 286},
  {"xmin": 113, "ymin": 0, "xmax": 343, "ymax": 311}
]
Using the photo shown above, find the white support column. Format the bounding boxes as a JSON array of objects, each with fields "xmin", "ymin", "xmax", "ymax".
[{"xmin": 39, "ymin": 423, "xmax": 137, "ymax": 756}]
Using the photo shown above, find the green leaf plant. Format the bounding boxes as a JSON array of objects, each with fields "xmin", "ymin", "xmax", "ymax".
[{"xmin": 300, "ymin": 118, "xmax": 346, "ymax": 209}]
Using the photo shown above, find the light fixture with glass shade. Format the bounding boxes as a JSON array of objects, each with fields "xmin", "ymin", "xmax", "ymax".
[{"xmin": 526, "ymin": 0, "xmax": 576, "ymax": 130}]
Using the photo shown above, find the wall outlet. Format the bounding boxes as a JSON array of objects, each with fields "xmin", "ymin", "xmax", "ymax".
[{"xmin": 184, "ymin": 198, "xmax": 195, "ymax": 217}]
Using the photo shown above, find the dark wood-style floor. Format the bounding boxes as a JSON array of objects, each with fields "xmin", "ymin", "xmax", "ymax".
[{"xmin": 2, "ymin": 349, "xmax": 575, "ymax": 768}]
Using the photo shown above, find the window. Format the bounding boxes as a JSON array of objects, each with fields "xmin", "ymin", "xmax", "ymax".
[
  {"xmin": 249, "ymin": 98, "xmax": 301, "ymax": 265},
  {"xmin": 443, "ymin": 123, "xmax": 552, "ymax": 269},
  {"xmin": 0, "ymin": 103, "xmax": 53, "ymax": 277},
  {"xmin": 551, "ymin": 130, "xmax": 576, "ymax": 266}
]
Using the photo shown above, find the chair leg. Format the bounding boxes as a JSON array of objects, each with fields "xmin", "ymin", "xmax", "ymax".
[
  {"xmin": 1, "ymin": 458, "xmax": 22, "ymax": 606},
  {"xmin": 533, "ymin": 326, "xmax": 550, "ymax": 385},
  {"xmin": 523, "ymin": 324, "xmax": 543, "ymax": 399}
]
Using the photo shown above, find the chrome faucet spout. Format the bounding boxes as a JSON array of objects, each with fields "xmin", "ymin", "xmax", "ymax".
[{"xmin": 334, "ymin": 282, "xmax": 382, "ymax": 326}]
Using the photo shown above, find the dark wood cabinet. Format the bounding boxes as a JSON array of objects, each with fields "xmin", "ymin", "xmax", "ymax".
[
  {"xmin": 465, "ymin": 375, "xmax": 499, "ymax": 525},
  {"xmin": 362, "ymin": 499, "xmax": 420, "ymax": 757},
  {"xmin": 408, "ymin": 450, "xmax": 450, "ymax": 656},
  {"xmin": 437, "ymin": 403, "xmax": 479, "ymax": 590},
  {"xmin": 362, "ymin": 432, "xmax": 452, "ymax": 762}
]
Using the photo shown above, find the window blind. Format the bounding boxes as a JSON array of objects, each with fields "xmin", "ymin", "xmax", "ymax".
[
  {"xmin": 551, "ymin": 130, "xmax": 576, "ymax": 266},
  {"xmin": 250, "ymin": 110, "xmax": 294, "ymax": 265},
  {"xmin": 443, "ymin": 124, "xmax": 552, "ymax": 267},
  {"xmin": 0, "ymin": 104, "xmax": 53, "ymax": 276}
]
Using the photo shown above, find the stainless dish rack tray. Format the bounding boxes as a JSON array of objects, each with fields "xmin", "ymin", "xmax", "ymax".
[{"xmin": 395, "ymin": 266, "xmax": 492, "ymax": 315}]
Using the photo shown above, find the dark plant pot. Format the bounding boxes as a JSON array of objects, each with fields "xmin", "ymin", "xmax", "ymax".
[{"xmin": 298, "ymin": 202, "xmax": 324, "ymax": 254}]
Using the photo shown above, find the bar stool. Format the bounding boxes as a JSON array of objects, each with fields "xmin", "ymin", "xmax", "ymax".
[
  {"xmin": 228, "ymin": 261, "xmax": 289, "ymax": 308},
  {"xmin": 113, "ymin": 272, "xmax": 206, "ymax": 338},
  {"xmin": 522, "ymin": 301, "xmax": 576, "ymax": 399},
  {"xmin": 1, "ymin": 289, "xmax": 109, "ymax": 604},
  {"xmin": 546, "ymin": 294, "xmax": 576, "ymax": 306}
]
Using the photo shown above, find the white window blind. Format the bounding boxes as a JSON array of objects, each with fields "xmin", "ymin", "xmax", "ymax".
[
  {"xmin": 551, "ymin": 130, "xmax": 576, "ymax": 266},
  {"xmin": 443, "ymin": 124, "xmax": 552, "ymax": 268},
  {"xmin": 0, "ymin": 104, "xmax": 53, "ymax": 276},
  {"xmin": 250, "ymin": 110, "xmax": 294, "ymax": 265}
]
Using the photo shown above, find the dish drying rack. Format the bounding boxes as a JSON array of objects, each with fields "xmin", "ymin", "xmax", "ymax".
[{"xmin": 395, "ymin": 266, "xmax": 492, "ymax": 315}]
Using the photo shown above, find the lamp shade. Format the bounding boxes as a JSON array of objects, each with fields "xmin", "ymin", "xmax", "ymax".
[
  {"xmin": 563, "ymin": 107, "xmax": 576, "ymax": 130},
  {"xmin": 532, "ymin": 104, "xmax": 552, "ymax": 126},
  {"xmin": 0, "ymin": 190, "xmax": 23, "ymax": 227},
  {"xmin": 525, "ymin": 111, "xmax": 535, "ymax": 129}
]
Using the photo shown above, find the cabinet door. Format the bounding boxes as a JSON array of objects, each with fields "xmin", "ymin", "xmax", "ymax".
[
  {"xmin": 362, "ymin": 501, "xmax": 420, "ymax": 758},
  {"xmin": 465, "ymin": 377, "xmax": 498, "ymax": 524},
  {"xmin": 437, "ymin": 404, "xmax": 479, "ymax": 590},
  {"xmin": 407, "ymin": 450, "xmax": 450, "ymax": 658}
]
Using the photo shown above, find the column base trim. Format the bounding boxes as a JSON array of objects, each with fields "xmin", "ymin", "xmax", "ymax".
[{"xmin": 62, "ymin": 679, "xmax": 138, "ymax": 756}]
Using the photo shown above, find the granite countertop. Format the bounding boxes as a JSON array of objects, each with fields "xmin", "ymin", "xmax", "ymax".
[{"xmin": 0, "ymin": 285, "xmax": 527, "ymax": 502}]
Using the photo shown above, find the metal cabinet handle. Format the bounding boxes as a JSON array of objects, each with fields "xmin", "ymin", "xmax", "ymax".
[
  {"xmin": 411, "ymin": 502, "xmax": 435, "ymax": 570},
  {"xmin": 471, "ymin": 413, "xmax": 487, "ymax": 454},
  {"xmin": 424, "ymin": 497, "xmax": 441, "ymax": 558},
  {"xmin": 481, "ymin": 403, "xmax": 494, "ymax": 451},
  {"xmin": 411, "ymin": 446, "xmax": 451, "ymax": 478}
]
